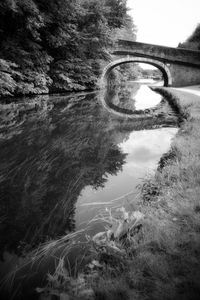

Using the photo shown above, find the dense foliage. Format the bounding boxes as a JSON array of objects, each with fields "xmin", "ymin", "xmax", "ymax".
[
  {"xmin": 0, "ymin": 0, "xmax": 135, "ymax": 97},
  {"xmin": 178, "ymin": 23, "xmax": 200, "ymax": 50}
]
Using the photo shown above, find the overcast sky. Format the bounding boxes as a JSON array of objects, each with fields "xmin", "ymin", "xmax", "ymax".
[{"xmin": 127, "ymin": 0, "xmax": 200, "ymax": 47}]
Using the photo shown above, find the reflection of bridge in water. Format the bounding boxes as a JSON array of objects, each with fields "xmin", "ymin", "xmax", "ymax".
[
  {"xmin": 101, "ymin": 83, "xmax": 178, "ymax": 127},
  {"xmin": 101, "ymin": 40, "xmax": 200, "ymax": 87}
]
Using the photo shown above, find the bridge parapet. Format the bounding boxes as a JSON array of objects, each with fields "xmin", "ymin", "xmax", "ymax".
[{"xmin": 114, "ymin": 40, "xmax": 200, "ymax": 67}]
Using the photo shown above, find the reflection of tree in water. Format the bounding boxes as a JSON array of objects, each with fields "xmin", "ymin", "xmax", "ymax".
[
  {"xmin": 110, "ymin": 82, "xmax": 140, "ymax": 111},
  {"xmin": 0, "ymin": 93, "xmax": 127, "ymax": 256}
]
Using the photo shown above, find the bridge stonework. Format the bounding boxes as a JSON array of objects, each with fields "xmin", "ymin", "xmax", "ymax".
[{"xmin": 101, "ymin": 40, "xmax": 200, "ymax": 87}]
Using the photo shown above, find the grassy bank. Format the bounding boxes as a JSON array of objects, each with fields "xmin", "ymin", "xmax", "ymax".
[{"xmin": 88, "ymin": 87, "xmax": 200, "ymax": 300}]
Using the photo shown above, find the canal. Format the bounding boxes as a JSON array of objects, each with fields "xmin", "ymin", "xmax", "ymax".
[{"xmin": 0, "ymin": 81, "xmax": 178, "ymax": 298}]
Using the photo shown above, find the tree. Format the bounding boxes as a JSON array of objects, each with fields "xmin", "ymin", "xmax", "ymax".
[
  {"xmin": 178, "ymin": 23, "xmax": 200, "ymax": 50},
  {"xmin": 0, "ymin": 0, "xmax": 135, "ymax": 97}
]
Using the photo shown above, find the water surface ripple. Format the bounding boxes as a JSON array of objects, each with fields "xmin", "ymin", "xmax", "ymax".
[{"xmin": 0, "ymin": 83, "xmax": 178, "ymax": 293}]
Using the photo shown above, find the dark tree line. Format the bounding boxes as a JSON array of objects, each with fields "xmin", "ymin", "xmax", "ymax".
[
  {"xmin": 0, "ymin": 0, "xmax": 135, "ymax": 97},
  {"xmin": 179, "ymin": 23, "xmax": 200, "ymax": 50}
]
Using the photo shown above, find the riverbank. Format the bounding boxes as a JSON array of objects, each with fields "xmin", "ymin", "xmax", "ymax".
[
  {"xmin": 83, "ymin": 87, "xmax": 200, "ymax": 300},
  {"xmin": 27, "ymin": 86, "xmax": 200, "ymax": 300},
  {"xmin": 2, "ymin": 86, "xmax": 200, "ymax": 300}
]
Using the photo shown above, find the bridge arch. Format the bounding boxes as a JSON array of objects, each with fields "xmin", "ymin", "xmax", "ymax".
[{"xmin": 101, "ymin": 56, "xmax": 172, "ymax": 87}]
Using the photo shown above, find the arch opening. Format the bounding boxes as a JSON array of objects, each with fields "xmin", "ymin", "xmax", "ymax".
[{"xmin": 101, "ymin": 57, "xmax": 172, "ymax": 87}]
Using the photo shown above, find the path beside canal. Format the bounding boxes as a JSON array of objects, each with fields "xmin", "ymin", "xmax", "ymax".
[{"xmin": 173, "ymin": 84, "xmax": 200, "ymax": 97}]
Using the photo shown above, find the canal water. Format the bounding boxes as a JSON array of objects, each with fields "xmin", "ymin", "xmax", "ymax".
[{"xmin": 0, "ymin": 81, "xmax": 178, "ymax": 298}]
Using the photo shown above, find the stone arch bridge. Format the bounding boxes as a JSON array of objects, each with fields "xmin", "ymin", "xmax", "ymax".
[{"xmin": 101, "ymin": 40, "xmax": 200, "ymax": 87}]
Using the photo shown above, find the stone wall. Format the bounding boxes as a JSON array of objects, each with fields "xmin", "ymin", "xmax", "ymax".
[{"xmin": 169, "ymin": 64, "xmax": 200, "ymax": 87}]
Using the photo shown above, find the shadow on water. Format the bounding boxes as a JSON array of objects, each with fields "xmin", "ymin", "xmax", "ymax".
[{"xmin": 0, "ymin": 83, "xmax": 178, "ymax": 299}]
